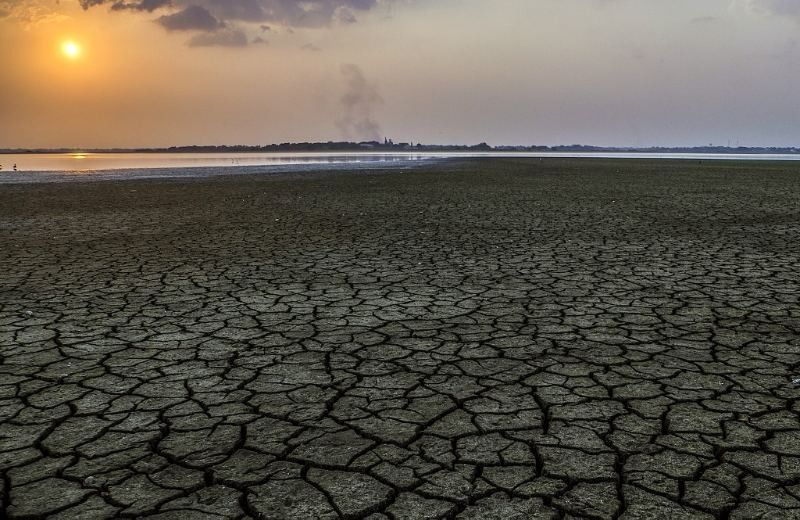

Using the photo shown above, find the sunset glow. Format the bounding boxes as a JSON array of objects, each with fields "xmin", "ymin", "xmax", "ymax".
[
  {"xmin": 61, "ymin": 40, "xmax": 81, "ymax": 59},
  {"xmin": 2, "ymin": 0, "xmax": 800, "ymax": 149}
]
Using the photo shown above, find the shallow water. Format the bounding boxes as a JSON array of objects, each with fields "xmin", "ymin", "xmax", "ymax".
[
  {"xmin": 1, "ymin": 151, "xmax": 800, "ymax": 184},
  {"xmin": 4, "ymin": 151, "xmax": 800, "ymax": 172},
  {"xmin": 0, "ymin": 152, "xmax": 436, "ymax": 173}
]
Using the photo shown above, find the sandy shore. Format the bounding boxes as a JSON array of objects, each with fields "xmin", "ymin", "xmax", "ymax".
[{"xmin": 1, "ymin": 158, "xmax": 799, "ymax": 518}]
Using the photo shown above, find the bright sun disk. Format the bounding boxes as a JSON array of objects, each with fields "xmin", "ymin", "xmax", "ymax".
[{"xmin": 62, "ymin": 41, "xmax": 81, "ymax": 59}]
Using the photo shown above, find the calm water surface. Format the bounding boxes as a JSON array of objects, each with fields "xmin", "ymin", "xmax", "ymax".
[
  {"xmin": 0, "ymin": 152, "xmax": 435, "ymax": 172},
  {"xmin": 2, "ymin": 151, "xmax": 800, "ymax": 183}
]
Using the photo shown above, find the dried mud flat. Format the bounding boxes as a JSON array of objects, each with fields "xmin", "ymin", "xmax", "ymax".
[{"xmin": 1, "ymin": 158, "xmax": 799, "ymax": 519}]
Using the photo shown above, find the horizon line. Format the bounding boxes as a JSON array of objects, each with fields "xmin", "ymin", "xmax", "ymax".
[{"xmin": 2, "ymin": 141, "xmax": 800, "ymax": 154}]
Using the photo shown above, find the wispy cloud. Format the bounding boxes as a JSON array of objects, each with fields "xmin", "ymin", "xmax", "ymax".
[
  {"xmin": 0, "ymin": 0, "xmax": 70, "ymax": 29},
  {"xmin": 691, "ymin": 15, "xmax": 718, "ymax": 24},
  {"xmin": 748, "ymin": 0, "xmax": 800, "ymax": 19}
]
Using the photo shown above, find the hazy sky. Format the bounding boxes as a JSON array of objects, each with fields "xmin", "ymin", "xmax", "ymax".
[{"xmin": 1, "ymin": 0, "xmax": 799, "ymax": 148}]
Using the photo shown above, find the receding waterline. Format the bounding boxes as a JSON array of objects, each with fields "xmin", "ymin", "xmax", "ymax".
[{"xmin": 1, "ymin": 151, "xmax": 800, "ymax": 178}]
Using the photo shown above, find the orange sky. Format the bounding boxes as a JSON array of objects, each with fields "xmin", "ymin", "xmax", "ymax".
[{"xmin": 2, "ymin": 0, "xmax": 800, "ymax": 148}]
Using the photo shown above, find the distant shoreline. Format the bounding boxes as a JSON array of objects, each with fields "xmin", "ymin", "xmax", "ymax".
[{"xmin": 2, "ymin": 142, "xmax": 799, "ymax": 155}]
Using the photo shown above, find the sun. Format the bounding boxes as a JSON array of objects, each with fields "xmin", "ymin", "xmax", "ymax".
[{"xmin": 62, "ymin": 41, "xmax": 81, "ymax": 59}]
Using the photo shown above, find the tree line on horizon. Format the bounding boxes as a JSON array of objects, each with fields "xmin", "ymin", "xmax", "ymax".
[{"xmin": 2, "ymin": 141, "xmax": 799, "ymax": 154}]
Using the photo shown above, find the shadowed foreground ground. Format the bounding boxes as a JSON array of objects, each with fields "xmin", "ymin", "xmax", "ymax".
[{"xmin": 1, "ymin": 159, "xmax": 799, "ymax": 519}]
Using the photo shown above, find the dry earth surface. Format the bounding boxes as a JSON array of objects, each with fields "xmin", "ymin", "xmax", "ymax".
[{"xmin": 1, "ymin": 158, "xmax": 799, "ymax": 519}]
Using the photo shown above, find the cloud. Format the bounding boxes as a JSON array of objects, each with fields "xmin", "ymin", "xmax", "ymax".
[
  {"xmin": 110, "ymin": 0, "xmax": 173, "ymax": 12},
  {"xmin": 336, "ymin": 64, "xmax": 383, "ymax": 141},
  {"xmin": 0, "ymin": 0, "xmax": 70, "ymax": 28},
  {"xmin": 157, "ymin": 5, "xmax": 223, "ymax": 31},
  {"xmin": 81, "ymin": 0, "xmax": 383, "ymax": 28},
  {"xmin": 334, "ymin": 6, "xmax": 358, "ymax": 24},
  {"xmin": 745, "ymin": 0, "xmax": 800, "ymax": 21},
  {"xmin": 188, "ymin": 27, "xmax": 249, "ymax": 47},
  {"xmin": 79, "ymin": 0, "xmax": 112, "ymax": 9},
  {"xmin": 691, "ymin": 16, "xmax": 718, "ymax": 24},
  {"xmin": 754, "ymin": 0, "xmax": 800, "ymax": 16},
  {"xmin": 76, "ymin": 0, "xmax": 391, "ymax": 48}
]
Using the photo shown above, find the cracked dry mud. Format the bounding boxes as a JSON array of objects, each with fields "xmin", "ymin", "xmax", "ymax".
[{"xmin": 1, "ymin": 158, "xmax": 799, "ymax": 519}]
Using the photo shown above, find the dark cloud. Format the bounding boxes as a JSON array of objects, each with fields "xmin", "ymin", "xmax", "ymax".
[
  {"xmin": 82, "ymin": 0, "xmax": 383, "ymax": 28},
  {"xmin": 81, "ymin": 0, "xmax": 171, "ymax": 11},
  {"xmin": 157, "ymin": 5, "xmax": 223, "ymax": 31},
  {"xmin": 186, "ymin": 0, "xmax": 380, "ymax": 27},
  {"xmin": 79, "ymin": 0, "xmax": 113, "ymax": 9},
  {"xmin": 188, "ymin": 27, "xmax": 249, "ymax": 47},
  {"xmin": 195, "ymin": 0, "xmax": 268, "ymax": 23},
  {"xmin": 336, "ymin": 64, "xmax": 382, "ymax": 141},
  {"xmin": 77, "ymin": 0, "xmax": 387, "ymax": 49},
  {"xmin": 110, "ymin": 0, "xmax": 172, "ymax": 12}
]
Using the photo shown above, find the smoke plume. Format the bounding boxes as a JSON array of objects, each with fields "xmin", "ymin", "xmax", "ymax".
[{"xmin": 336, "ymin": 64, "xmax": 383, "ymax": 141}]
